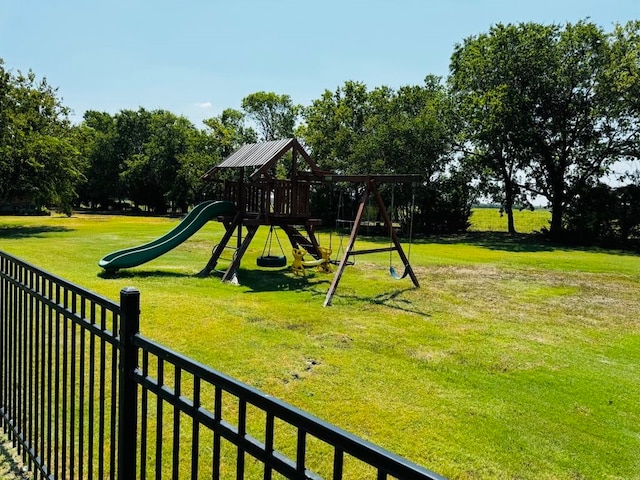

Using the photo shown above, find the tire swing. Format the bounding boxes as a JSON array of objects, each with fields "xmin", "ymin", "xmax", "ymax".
[{"xmin": 256, "ymin": 225, "xmax": 287, "ymax": 268}]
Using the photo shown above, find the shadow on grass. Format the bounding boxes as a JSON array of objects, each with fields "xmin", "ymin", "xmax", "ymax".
[
  {"xmin": 97, "ymin": 267, "xmax": 332, "ymax": 291},
  {"xmin": 323, "ymin": 231, "xmax": 558, "ymax": 254},
  {"xmin": 238, "ymin": 268, "xmax": 331, "ymax": 293},
  {"xmin": 0, "ymin": 434, "xmax": 29, "ymax": 479},
  {"xmin": 422, "ymin": 231, "xmax": 555, "ymax": 252},
  {"xmin": 420, "ymin": 231, "xmax": 640, "ymax": 256},
  {"xmin": 0, "ymin": 225, "xmax": 73, "ymax": 239},
  {"xmin": 98, "ymin": 269, "xmax": 194, "ymax": 279},
  {"xmin": 97, "ymin": 263, "xmax": 430, "ymax": 315},
  {"xmin": 337, "ymin": 287, "xmax": 431, "ymax": 317},
  {"xmin": 236, "ymin": 269, "xmax": 429, "ymax": 316}
]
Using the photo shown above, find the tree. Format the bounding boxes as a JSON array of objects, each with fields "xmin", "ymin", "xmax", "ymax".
[
  {"xmin": 0, "ymin": 60, "xmax": 13, "ymax": 201},
  {"xmin": 241, "ymin": 91, "xmax": 300, "ymax": 141},
  {"xmin": 450, "ymin": 21, "xmax": 640, "ymax": 238},
  {"xmin": 199, "ymin": 109, "xmax": 258, "ymax": 199},
  {"xmin": 365, "ymin": 77, "xmax": 468, "ymax": 231},
  {"xmin": 301, "ymin": 81, "xmax": 372, "ymax": 175},
  {"xmin": 450, "ymin": 24, "xmax": 541, "ymax": 233},
  {"xmin": 117, "ymin": 109, "xmax": 203, "ymax": 213},
  {"xmin": 301, "ymin": 81, "xmax": 381, "ymax": 223},
  {"xmin": 202, "ymin": 108, "xmax": 257, "ymax": 158},
  {"xmin": 302, "ymin": 78, "xmax": 469, "ymax": 233},
  {"xmin": 563, "ymin": 183, "xmax": 640, "ymax": 249},
  {"xmin": 0, "ymin": 60, "xmax": 81, "ymax": 214},
  {"xmin": 78, "ymin": 110, "xmax": 121, "ymax": 208},
  {"xmin": 77, "ymin": 108, "xmax": 246, "ymax": 212}
]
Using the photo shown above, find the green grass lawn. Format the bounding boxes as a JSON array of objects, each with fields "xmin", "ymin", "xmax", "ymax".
[{"xmin": 0, "ymin": 210, "xmax": 639, "ymax": 479}]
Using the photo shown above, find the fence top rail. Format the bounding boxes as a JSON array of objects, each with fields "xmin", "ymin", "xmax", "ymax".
[
  {"xmin": 0, "ymin": 250, "xmax": 121, "ymax": 313},
  {"xmin": 135, "ymin": 334, "xmax": 446, "ymax": 480}
]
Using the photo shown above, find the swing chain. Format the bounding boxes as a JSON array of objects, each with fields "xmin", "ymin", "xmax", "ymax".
[
  {"xmin": 261, "ymin": 225, "xmax": 285, "ymax": 258},
  {"xmin": 389, "ymin": 185, "xmax": 415, "ymax": 279}
]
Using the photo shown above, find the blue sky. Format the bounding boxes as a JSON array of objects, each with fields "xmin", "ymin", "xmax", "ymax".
[{"xmin": 0, "ymin": 0, "xmax": 638, "ymax": 127}]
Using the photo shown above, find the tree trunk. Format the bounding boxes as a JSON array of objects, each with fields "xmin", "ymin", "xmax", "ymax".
[
  {"xmin": 503, "ymin": 172, "xmax": 517, "ymax": 235},
  {"xmin": 506, "ymin": 207, "xmax": 516, "ymax": 235},
  {"xmin": 547, "ymin": 170, "xmax": 567, "ymax": 239},
  {"xmin": 549, "ymin": 199, "xmax": 564, "ymax": 239}
]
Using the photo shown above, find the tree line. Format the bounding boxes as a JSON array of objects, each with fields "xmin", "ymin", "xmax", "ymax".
[{"xmin": 1, "ymin": 20, "xmax": 639, "ymax": 247}]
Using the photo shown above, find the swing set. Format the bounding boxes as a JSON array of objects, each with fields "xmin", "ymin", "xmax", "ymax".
[
  {"xmin": 198, "ymin": 138, "xmax": 419, "ymax": 306},
  {"xmin": 321, "ymin": 175, "xmax": 419, "ymax": 306}
]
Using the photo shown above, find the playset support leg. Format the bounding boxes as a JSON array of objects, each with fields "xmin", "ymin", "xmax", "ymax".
[
  {"xmin": 197, "ymin": 213, "xmax": 243, "ymax": 277},
  {"xmin": 221, "ymin": 224, "xmax": 259, "ymax": 282}
]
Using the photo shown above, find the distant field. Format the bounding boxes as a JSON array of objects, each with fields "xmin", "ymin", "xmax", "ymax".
[
  {"xmin": 0, "ymin": 213, "xmax": 638, "ymax": 479},
  {"xmin": 470, "ymin": 207, "xmax": 551, "ymax": 233}
]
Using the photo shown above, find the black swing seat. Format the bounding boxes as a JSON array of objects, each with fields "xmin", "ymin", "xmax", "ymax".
[
  {"xmin": 329, "ymin": 258, "xmax": 355, "ymax": 266},
  {"xmin": 257, "ymin": 255, "xmax": 287, "ymax": 268},
  {"xmin": 389, "ymin": 265, "xmax": 410, "ymax": 280}
]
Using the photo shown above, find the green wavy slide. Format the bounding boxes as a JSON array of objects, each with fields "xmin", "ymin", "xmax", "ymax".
[{"xmin": 98, "ymin": 200, "xmax": 234, "ymax": 272}]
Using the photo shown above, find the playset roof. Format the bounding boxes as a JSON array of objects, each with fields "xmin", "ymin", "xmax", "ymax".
[{"xmin": 202, "ymin": 138, "xmax": 324, "ymax": 180}]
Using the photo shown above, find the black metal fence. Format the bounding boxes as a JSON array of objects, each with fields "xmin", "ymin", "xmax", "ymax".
[{"xmin": 0, "ymin": 250, "xmax": 445, "ymax": 480}]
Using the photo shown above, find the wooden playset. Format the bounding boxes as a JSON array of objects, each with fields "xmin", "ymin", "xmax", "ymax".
[{"xmin": 198, "ymin": 138, "xmax": 419, "ymax": 306}]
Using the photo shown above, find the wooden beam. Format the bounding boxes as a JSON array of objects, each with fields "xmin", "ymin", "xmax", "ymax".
[
  {"xmin": 349, "ymin": 246, "xmax": 397, "ymax": 255},
  {"xmin": 293, "ymin": 139, "xmax": 331, "ymax": 176}
]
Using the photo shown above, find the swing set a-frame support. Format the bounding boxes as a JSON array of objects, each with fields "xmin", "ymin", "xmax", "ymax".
[{"xmin": 323, "ymin": 175, "xmax": 419, "ymax": 307}]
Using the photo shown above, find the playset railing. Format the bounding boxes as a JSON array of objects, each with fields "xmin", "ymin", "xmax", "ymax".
[
  {"xmin": 0, "ymin": 250, "xmax": 444, "ymax": 479},
  {"xmin": 224, "ymin": 180, "xmax": 311, "ymax": 219}
]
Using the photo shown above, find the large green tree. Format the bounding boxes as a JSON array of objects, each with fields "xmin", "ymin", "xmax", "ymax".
[
  {"xmin": 450, "ymin": 20, "xmax": 640, "ymax": 237},
  {"xmin": 301, "ymin": 81, "xmax": 373, "ymax": 175},
  {"xmin": 0, "ymin": 60, "xmax": 81, "ymax": 213},
  {"xmin": 78, "ymin": 108, "xmax": 258, "ymax": 212},
  {"xmin": 202, "ymin": 108, "xmax": 257, "ymax": 158},
  {"xmin": 450, "ymin": 24, "xmax": 539, "ymax": 233},
  {"xmin": 364, "ymin": 77, "xmax": 465, "ymax": 231},
  {"xmin": 118, "ymin": 109, "xmax": 203, "ymax": 213},
  {"xmin": 0, "ymin": 60, "xmax": 13, "ymax": 201},
  {"xmin": 241, "ymin": 91, "xmax": 300, "ymax": 141},
  {"xmin": 302, "ymin": 78, "xmax": 468, "ymax": 233},
  {"xmin": 78, "ymin": 110, "xmax": 120, "ymax": 208}
]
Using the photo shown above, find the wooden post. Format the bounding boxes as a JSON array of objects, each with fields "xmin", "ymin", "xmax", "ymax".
[
  {"xmin": 291, "ymin": 148, "xmax": 298, "ymax": 216},
  {"xmin": 237, "ymin": 168, "xmax": 245, "ymax": 250}
]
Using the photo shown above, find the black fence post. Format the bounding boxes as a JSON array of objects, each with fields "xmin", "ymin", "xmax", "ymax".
[{"xmin": 118, "ymin": 287, "xmax": 140, "ymax": 480}]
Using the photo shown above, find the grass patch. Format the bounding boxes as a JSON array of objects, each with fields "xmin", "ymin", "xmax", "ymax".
[{"xmin": 0, "ymin": 212, "xmax": 639, "ymax": 479}]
